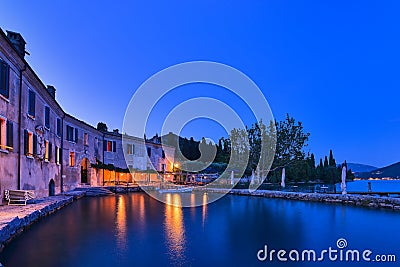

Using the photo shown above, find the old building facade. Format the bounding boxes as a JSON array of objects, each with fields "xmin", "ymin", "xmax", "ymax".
[{"xmin": 0, "ymin": 29, "xmax": 174, "ymax": 204}]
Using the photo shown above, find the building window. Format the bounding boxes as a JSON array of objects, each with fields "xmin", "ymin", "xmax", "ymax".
[
  {"xmin": 44, "ymin": 141, "xmax": 49, "ymax": 161},
  {"xmin": 66, "ymin": 125, "xmax": 73, "ymax": 141},
  {"xmin": 0, "ymin": 118, "xmax": 4, "ymax": 150},
  {"xmin": 56, "ymin": 118, "xmax": 61, "ymax": 137},
  {"xmin": 56, "ymin": 146, "xmax": 61, "ymax": 165},
  {"xmin": 69, "ymin": 151, "xmax": 75, "ymax": 167},
  {"xmin": 44, "ymin": 106, "xmax": 50, "ymax": 129},
  {"xmin": 127, "ymin": 144, "xmax": 134, "ymax": 155},
  {"xmin": 4, "ymin": 120, "xmax": 13, "ymax": 150},
  {"xmin": 0, "ymin": 118, "xmax": 12, "ymax": 151},
  {"xmin": 75, "ymin": 128, "xmax": 78, "ymax": 143},
  {"xmin": 28, "ymin": 90, "xmax": 36, "ymax": 117},
  {"xmin": 84, "ymin": 133, "xmax": 88, "ymax": 146},
  {"xmin": 66, "ymin": 125, "xmax": 78, "ymax": 143},
  {"xmin": 162, "ymin": 150, "xmax": 165, "ymax": 159},
  {"xmin": 24, "ymin": 130, "xmax": 37, "ymax": 157},
  {"xmin": 162, "ymin": 164, "xmax": 166, "ymax": 172},
  {"xmin": 147, "ymin": 147, "xmax": 151, "ymax": 157},
  {"xmin": 0, "ymin": 59, "xmax": 10, "ymax": 99},
  {"xmin": 104, "ymin": 140, "xmax": 116, "ymax": 152}
]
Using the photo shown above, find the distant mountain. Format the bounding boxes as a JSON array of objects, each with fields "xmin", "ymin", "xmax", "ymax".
[
  {"xmin": 347, "ymin": 163, "xmax": 378, "ymax": 173},
  {"xmin": 355, "ymin": 162, "xmax": 400, "ymax": 179}
]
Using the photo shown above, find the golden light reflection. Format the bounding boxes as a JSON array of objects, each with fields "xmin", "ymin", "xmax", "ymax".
[
  {"xmin": 164, "ymin": 194, "xmax": 186, "ymax": 264},
  {"xmin": 138, "ymin": 194, "xmax": 145, "ymax": 227},
  {"xmin": 116, "ymin": 195, "xmax": 127, "ymax": 252},
  {"xmin": 190, "ymin": 193, "xmax": 196, "ymax": 219},
  {"xmin": 202, "ymin": 192, "xmax": 208, "ymax": 228}
]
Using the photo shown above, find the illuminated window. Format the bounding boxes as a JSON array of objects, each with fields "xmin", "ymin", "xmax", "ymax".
[
  {"xmin": 44, "ymin": 141, "xmax": 49, "ymax": 161},
  {"xmin": 104, "ymin": 140, "xmax": 116, "ymax": 152},
  {"xmin": 69, "ymin": 151, "xmax": 75, "ymax": 167},
  {"xmin": 56, "ymin": 146, "xmax": 61, "ymax": 165},
  {"xmin": 127, "ymin": 144, "xmax": 134, "ymax": 155},
  {"xmin": 0, "ymin": 117, "xmax": 5, "ymax": 149},
  {"xmin": 84, "ymin": 133, "xmax": 89, "ymax": 146},
  {"xmin": 0, "ymin": 118, "xmax": 14, "ymax": 150},
  {"xmin": 24, "ymin": 130, "xmax": 36, "ymax": 157},
  {"xmin": 0, "ymin": 118, "xmax": 13, "ymax": 151}
]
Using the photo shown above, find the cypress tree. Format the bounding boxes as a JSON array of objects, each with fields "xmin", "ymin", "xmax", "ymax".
[
  {"xmin": 310, "ymin": 153, "xmax": 316, "ymax": 168},
  {"xmin": 329, "ymin": 149, "xmax": 336, "ymax": 167}
]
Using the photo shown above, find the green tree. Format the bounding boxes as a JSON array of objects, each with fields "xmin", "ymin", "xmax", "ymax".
[
  {"xmin": 329, "ymin": 149, "xmax": 336, "ymax": 167},
  {"xmin": 274, "ymin": 114, "xmax": 310, "ymax": 168},
  {"xmin": 97, "ymin": 122, "xmax": 108, "ymax": 132},
  {"xmin": 324, "ymin": 156, "xmax": 329, "ymax": 168}
]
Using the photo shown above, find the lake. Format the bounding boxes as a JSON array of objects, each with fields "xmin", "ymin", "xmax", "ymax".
[
  {"xmin": 336, "ymin": 179, "xmax": 400, "ymax": 193},
  {"xmin": 0, "ymin": 191, "xmax": 399, "ymax": 266}
]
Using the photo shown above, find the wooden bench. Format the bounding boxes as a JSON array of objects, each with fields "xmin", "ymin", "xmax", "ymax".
[{"xmin": 4, "ymin": 190, "xmax": 35, "ymax": 206}]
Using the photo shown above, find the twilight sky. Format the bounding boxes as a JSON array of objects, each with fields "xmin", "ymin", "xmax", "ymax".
[{"xmin": 1, "ymin": 1, "xmax": 399, "ymax": 167}]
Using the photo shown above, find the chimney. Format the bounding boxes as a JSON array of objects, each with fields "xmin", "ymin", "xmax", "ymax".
[
  {"xmin": 46, "ymin": 85, "xmax": 56, "ymax": 99},
  {"xmin": 6, "ymin": 31, "xmax": 26, "ymax": 58}
]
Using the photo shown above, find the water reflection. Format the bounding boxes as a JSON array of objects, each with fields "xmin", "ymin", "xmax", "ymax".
[
  {"xmin": 138, "ymin": 194, "xmax": 146, "ymax": 229},
  {"xmin": 202, "ymin": 192, "xmax": 208, "ymax": 228},
  {"xmin": 2, "ymin": 192, "xmax": 399, "ymax": 267},
  {"xmin": 116, "ymin": 195, "xmax": 127, "ymax": 253},
  {"xmin": 164, "ymin": 194, "xmax": 187, "ymax": 265}
]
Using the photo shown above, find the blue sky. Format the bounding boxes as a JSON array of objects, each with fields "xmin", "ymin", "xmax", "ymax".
[{"xmin": 1, "ymin": 1, "xmax": 399, "ymax": 167}]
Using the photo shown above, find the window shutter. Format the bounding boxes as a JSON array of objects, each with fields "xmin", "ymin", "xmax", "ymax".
[
  {"xmin": 0, "ymin": 60, "xmax": 9, "ymax": 98},
  {"xmin": 23, "ymin": 129, "xmax": 28, "ymax": 155},
  {"xmin": 45, "ymin": 107, "xmax": 50, "ymax": 128},
  {"xmin": 6, "ymin": 121, "xmax": 13, "ymax": 149},
  {"xmin": 5, "ymin": 64, "xmax": 9, "ymax": 98},
  {"xmin": 113, "ymin": 141, "xmax": 116, "ymax": 152},
  {"xmin": 28, "ymin": 90, "xmax": 36, "ymax": 116},
  {"xmin": 33, "ymin": 134, "xmax": 37, "ymax": 155},
  {"xmin": 56, "ymin": 118, "xmax": 61, "ymax": 136},
  {"xmin": 49, "ymin": 142, "xmax": 52, "ymax": 161},
  {"xmin": 103, "ymin": 140, "xmax": 107, "ymax": 151},
  {"xmin": 75, "ymin": 128, "xmax": 78, "ymax": 143}
]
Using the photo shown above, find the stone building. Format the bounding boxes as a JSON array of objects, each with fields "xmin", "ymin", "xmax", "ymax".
[{"xmin": 0, "ymin": 29, "xmax": 174, "ymax": 204}]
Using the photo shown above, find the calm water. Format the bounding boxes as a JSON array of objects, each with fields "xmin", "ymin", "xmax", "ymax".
[
  {"xmin": 0, "ymin": 192, "xmax": 399, "ymax": 267},
  {"xmin": 336, "ymin": 180, "xmax": 400, "ymax": 192}
]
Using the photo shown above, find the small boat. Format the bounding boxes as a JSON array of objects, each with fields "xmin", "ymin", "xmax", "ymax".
[{"xmin": 158, "ymin": 186, "xmax": 193, "ymax": 194}]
